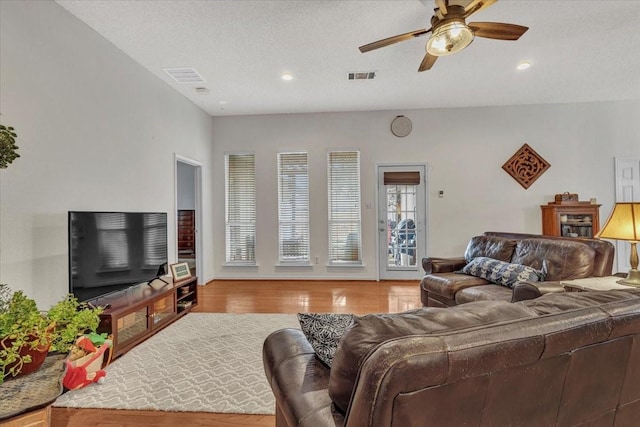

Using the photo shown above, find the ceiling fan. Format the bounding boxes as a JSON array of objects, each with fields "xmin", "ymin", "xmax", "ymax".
[{"xmin": 359, "ymin": 0, "xmax": 528, "ymax": 72}]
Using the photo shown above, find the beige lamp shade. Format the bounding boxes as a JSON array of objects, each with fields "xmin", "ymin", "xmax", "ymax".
[
  {"xmin": 597, "ymin": 202, "xmax": 640, "ymax": 286},
  {"xmin": 596, "ymin": 202, "xmax": 640, "ymax": 241}
]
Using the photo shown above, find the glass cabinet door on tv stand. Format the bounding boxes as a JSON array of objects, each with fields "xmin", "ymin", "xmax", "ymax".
[
  {"xmin": 151, "ymin": 293, "xmax": 176, "ymax": 330},
  {"xmin": 541, "ymin": 201, "xmax": 601, "ymax": 238}
]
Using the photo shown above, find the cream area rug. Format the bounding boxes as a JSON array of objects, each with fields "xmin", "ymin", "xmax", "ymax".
[{"xmin": 53, "ymin": 313, "xmax": 300, "ymax": 414}]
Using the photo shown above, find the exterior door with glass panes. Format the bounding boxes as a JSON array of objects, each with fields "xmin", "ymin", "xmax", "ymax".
[{"xmin": 377, "ymin": 165, "xmax": 427, "ymax": 280}]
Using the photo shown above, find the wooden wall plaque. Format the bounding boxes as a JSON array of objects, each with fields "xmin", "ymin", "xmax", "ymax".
[{"xmin": 502, "ymin": 143, "xmax": 550, "ymax": 189}]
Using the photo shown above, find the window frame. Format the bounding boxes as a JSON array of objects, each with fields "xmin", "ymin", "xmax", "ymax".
[
  {"xmin": 277, "ymin": 151, "xmax": 310, "ymax": 264},
  {"xmin": 327, "ymin": 150, "xmax": 362, "ymax": 265},
  {"xmin": 224, "ymin": 152, "xmax": 257, "ymax": 265}
]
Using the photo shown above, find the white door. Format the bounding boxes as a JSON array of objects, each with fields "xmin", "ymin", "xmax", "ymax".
[
  {"xmin": 614, "ymin": 157, "xmax": 640, "ymax": 273},
  {"xmin": 377, "ymin": 165, "xmax": 427, "ymax": 280}
]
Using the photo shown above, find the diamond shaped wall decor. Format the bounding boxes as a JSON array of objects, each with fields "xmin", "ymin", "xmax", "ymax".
[{"xmin": 502, "ymin": 143, "xmax": 550, "ymax": 189}]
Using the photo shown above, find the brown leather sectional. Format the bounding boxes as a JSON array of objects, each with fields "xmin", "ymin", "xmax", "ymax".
[
  {"xmin": 420, "ymin": 231, "xmax": 615, "ymax": 307},
  {"xmin": 263, "ymin": 289, "xmax": 640, "ymax": 427}
]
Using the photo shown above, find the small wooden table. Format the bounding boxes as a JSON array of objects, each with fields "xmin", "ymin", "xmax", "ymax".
[{"xmin": 561, "ymin": 276, "xmax": 636, "ymax": 292}]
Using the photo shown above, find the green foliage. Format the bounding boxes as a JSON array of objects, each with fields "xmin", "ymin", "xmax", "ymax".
[
  {"xmin": 0, "ymin": 125, "xmax": 20, "ymax": 169},
  {"xmin": 0, "ymin": 284, "xmax": 51, "ymax": 383},
  {"xmin": 0, "ymin": 284, "xmax": 103, "ymax": 383},
  {"xmin": 47, "ymin": 294, "xmax": 102, "ymax": 353}
]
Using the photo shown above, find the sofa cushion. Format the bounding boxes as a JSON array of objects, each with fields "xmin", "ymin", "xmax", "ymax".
[
  {"xmin": 455, "ymin": 284, "xmax": 513, "ymax": 304},
  {"xmin": 521, "ymin": 289, "xmax": 640, "ymax": 316},
  {"xmin": 511, "ymin": 238, "xmax": 596, "ymax": 281},
  {"xmin": 421, "ymin": 272, "xmax": 490, "ymax": 299},
  {"xmin": 460, "ymin": 257, "xmax": 545, "ymax": 288},
  {"xmin": 297, "ymin": 312, "xmax": 355, "ymax": 367},
  {"xmin": 464, "ymin": 235, "xmax": 518, "ymax": 263},
  {"xmin": 328, "ymin": 303, "xmax": 539, "ymax": 413}
]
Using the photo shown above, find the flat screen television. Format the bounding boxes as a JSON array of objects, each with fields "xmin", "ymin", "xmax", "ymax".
[{"xmin": 68, "ymin": 211, "xmax": 168, "ymax": 302}]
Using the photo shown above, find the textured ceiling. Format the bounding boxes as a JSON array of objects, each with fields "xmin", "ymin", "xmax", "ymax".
[{"xmin": 55, "ymin": 0, "xmax": 640, "ymax": 117}]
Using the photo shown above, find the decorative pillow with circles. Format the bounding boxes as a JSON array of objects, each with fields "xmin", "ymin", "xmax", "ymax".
[
  {"xmin": 459, "ymin": 256, "xmax": 545, "ymax": 288},
  {"xmin": 297, "ymin": 312, "xmax": 356, "ymax": 367}
]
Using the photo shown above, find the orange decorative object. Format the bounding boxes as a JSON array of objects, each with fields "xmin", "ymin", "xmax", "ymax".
[
  {"xmin": 502, "ymin": 143, "xmax": 550, "ymax": 189},
  {"xmin": 63, "ymin": 336, "xmax": 113, "ymax": 390}
]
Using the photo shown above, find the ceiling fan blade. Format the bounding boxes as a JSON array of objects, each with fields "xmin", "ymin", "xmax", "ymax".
[
  {"xmin": 359, "ymin": 28, "xmax": 431, "ymax": 53},
  {"xmin": 463, "ymin": 0, "xmax": 497, "ymax": 18},
  {"xmin": 435, "ymin": 0, "xmax": 448, "ymax": 15},
  {"xmin": 418, "ymin": 52, "xmax": 438, "ymax": 72},
  {"xmin": 468, "ymin": 22, "xmax": 529, "ymax": 40}
]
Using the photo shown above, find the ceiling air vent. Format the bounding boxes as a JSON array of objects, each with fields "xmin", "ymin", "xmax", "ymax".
[
  {"xmin": 348, "ymin": 71, "xmax": 376, "ymax": 80},
  {"xmin": 163, "ymin": 67, "xmax": 206, "ymax": 84}
]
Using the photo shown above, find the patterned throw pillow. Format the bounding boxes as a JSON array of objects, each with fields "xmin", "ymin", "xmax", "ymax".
[
  {"xmin": 297, "ymin": 313, "xmax": 355, "ymax": 367},
  {"xmin": 459, "ymin": 256, "xmax": 545, "ymax": 288}
]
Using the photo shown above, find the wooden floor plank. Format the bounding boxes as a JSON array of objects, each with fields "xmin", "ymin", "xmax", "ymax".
[{"xmin": 51, "ymin": 279, "xmax": 421, "ymax": 427}]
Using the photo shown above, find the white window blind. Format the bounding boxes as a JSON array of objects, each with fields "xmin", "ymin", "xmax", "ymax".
[
  {"xmin": 277, "ymin": 152, "xmax": 310, "ymax": 262},
  {"xmin": 225, "ymin": 153, "xmax": 256, "ymax": 263},
  {"xmin": 328, "ymin": 150, "xmax": 362, "ymax": 263}
]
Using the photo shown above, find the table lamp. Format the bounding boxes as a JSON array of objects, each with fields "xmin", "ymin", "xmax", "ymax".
[{"xmin": 596, "ymin": 202, "xmax": 640, "ymax": 286}]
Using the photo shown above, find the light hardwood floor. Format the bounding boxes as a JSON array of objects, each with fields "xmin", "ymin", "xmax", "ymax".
[{"xmin": 51, "ymin": 279, "xmax": 421, "ymax": 427}]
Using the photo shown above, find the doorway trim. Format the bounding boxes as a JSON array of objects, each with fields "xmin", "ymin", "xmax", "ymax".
[{"xmin": 174, "ymin": 154, "xmax": 203, "ymax": 282}]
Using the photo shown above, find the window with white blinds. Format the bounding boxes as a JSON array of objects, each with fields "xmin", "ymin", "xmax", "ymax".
[
  {"xmin": 225, "ymin": 153, "xmax": 256, "ymax": 263},
  {"xmin": 328, "ymin": 150, "xmax": 362, "ymax": 264},
  {"xmin": 277, "ymin": 152, "xmax": 310, "ymax": 262}
]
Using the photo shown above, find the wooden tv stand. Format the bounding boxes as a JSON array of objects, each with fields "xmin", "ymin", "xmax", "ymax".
[{"xmin": 90, "ymin": 276, "xmax": 198, "ymax": 359}]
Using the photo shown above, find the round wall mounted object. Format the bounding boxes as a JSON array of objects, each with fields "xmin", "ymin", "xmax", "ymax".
[{"xmin": 391, "ymin": 115, "xmax": 412, "ymax": 137}]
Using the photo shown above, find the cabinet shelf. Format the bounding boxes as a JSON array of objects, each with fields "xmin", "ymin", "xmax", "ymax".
[{"xmin": 177, "ymin": 291, "xmax": 195, "ymax": 302}]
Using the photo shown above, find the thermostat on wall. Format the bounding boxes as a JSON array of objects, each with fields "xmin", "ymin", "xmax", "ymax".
[{"xmin": 391, "ymin": 115, "xmax": 412, "ymax": 137}]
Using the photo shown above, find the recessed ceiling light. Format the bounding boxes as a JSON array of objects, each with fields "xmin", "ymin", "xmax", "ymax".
[
  {"xmin": 218, "ymin": 100, "xmax": 228, "ymax": 105},
  {"xmin": 517, "ymin": 61, "xmax": 531, "ymax": 70},
  {"xmin": 281, "ymin": 73, "xmax": 293, "ymax": 81}
]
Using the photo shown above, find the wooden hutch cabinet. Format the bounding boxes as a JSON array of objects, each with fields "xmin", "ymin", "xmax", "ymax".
[
  {"xmin": 541, "ymin": 201, "xmax": 601, "ymax": 238},
  {"xmin": 177, "ymin": 210, "xmax": 196, "ymax": 258}
]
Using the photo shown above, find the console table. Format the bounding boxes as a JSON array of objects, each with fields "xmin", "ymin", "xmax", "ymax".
[{"xmin": 91, "ymin": 276, "xmax": 198, "ymax": 358}]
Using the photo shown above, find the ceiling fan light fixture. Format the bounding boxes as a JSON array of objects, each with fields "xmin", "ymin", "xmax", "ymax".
[{"xmin": 426, "ymin": 20, "xmax": 474, "ymax": 56}]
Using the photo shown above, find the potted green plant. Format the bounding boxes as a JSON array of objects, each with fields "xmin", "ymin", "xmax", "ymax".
[
  {"xmin": 0, "ymin": 284, "xmax": 52, "ymax": 383},
  {"xmin": 0, "ymin": 284, "xmax": 103, "ymax": 384},
  {"xmin": 0, "ymin": 124, "xmax": 19, "ymax": 169}
]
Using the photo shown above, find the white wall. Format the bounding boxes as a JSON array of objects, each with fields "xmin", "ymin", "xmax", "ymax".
[
  {"xmin": 2, "ymin": 2, "xmax": 639, "ymax": 303},
  {"xmin": 0, "ymin": 0, "xmax": 214, "ymax": 308},
  {"xmin": 212, "ymin": 101, "xmax": 640, "ymax": 280}
]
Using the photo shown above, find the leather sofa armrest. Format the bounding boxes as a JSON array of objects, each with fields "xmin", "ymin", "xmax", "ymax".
[
  {"xmin": 422, "ymin": 257, "xmax": 467, "ymax": 274},
  {"xmin": 511, "ymin": 281, "xmax": 565, "ymax": 302}
]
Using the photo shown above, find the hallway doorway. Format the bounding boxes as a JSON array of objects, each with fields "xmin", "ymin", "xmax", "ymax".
[{"xmin": 175, "ymin": 155, "xmax": 202, "ymax": 278}]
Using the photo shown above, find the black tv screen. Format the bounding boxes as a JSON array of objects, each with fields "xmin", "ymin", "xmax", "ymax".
[{"xmin": 68, "ymin": 211, "xmax": 168, "ymax": 301}]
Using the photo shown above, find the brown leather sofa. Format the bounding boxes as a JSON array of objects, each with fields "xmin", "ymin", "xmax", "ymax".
[
  {"xmin": 420, "ymin": 231, "xmax": 615, "ymax": 307},
  {"xmin": 263, "ymin": 289, "xmax": 640, "ymax": 427}
]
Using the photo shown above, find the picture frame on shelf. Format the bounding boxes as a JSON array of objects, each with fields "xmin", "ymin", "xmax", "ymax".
[{"xmin": 170, "ymin": 262, "xmax": 191, "ymax": 281}]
